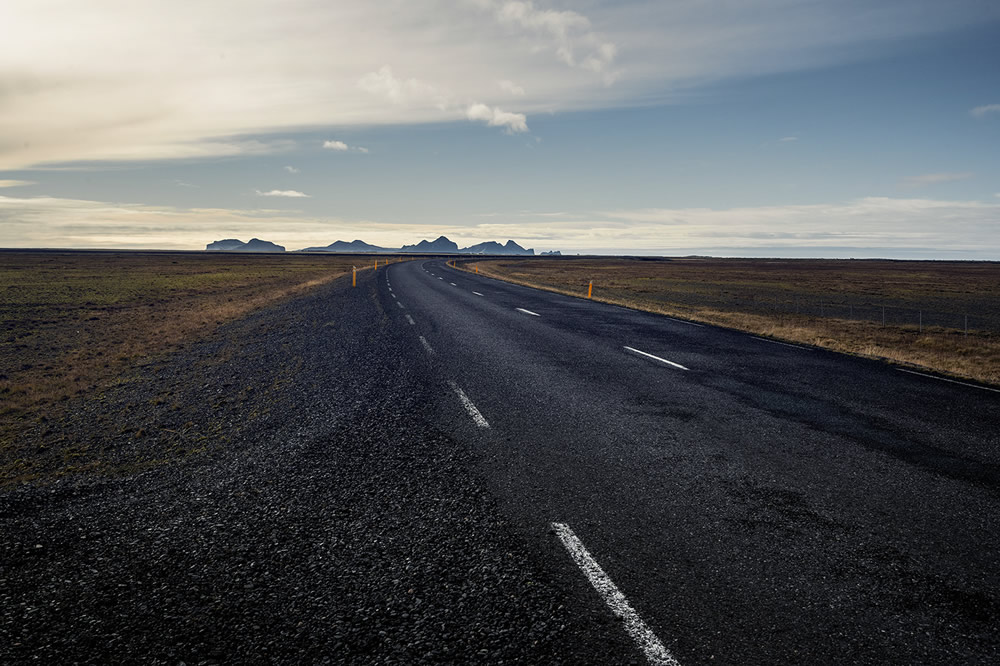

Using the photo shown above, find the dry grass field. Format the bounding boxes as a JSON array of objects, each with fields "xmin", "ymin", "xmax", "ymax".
[
  {"xmin": 0, "ymin": 250, "xmax": 372, "ymax": 479},
  {"xmin": 464, "ymin": 257, "xmax": 1000, "ymax": 386}
]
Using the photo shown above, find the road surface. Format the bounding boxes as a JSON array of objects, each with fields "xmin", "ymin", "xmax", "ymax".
[{"xmin": 2, "ymin": 258, "xmax": 998, "ymax": 664}]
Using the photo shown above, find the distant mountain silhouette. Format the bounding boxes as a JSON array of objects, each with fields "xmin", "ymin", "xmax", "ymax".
[
  {"xmin": 205, "ymin": 239, "xmax": 247, "ymax": 251},
  {"xmin": 301, "ymin": 239, "xmax": 389, "ymax": 253},
  {"xmin": 205, "ymin": 238, "xmax": 285, "ymax": 252},
  {"xmin": 209, "ymin": 235, "xmax": 550, "ymax": 255},
  {"xmin": 399, "ymin": 235, "xmax": 459, "ymax": 253},
  {"xmin": 459, "ymin": 240, "xmax": 533, "ymax": 255}
]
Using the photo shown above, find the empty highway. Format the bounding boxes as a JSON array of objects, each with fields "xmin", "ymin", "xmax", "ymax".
[
  {"xmin": 390, "ymin": 258, "xmax": 999, "ymax": 664},
  {"xmin": 2, "ymin": 257, "xmax": 998, "ymax": 664}
]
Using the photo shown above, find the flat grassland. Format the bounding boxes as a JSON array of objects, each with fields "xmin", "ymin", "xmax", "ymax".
[
  {"xmin": 0, "ymin": 250, "xmax": 369, "ymax": 480},
  {"xmin": 466, "ymin": 257, "xmax": 1000, "ymax": 386}
]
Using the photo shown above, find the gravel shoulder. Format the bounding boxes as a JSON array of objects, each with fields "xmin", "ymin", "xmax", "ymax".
[{"xmin": 0, "ymin": 268, "xmax": 635, "ymax": 664}]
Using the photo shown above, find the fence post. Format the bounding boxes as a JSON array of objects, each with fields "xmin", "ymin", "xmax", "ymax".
[
  {"xmin": 882, "ymin": 306, "xmax": 885, "ymax": 327},
  {"xmin": 919, "ymin": 310, "xmax": 922, "ymax": 334},
  {"xmin": 965, "ymin": 314, "xmax": 968, "ymax": 338}
]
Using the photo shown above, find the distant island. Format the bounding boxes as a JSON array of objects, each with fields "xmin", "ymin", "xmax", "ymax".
[
  {"xmin": 207, "ymin": 235, "xmax": 557, "ymax": 255},
  {"xmin": 205, "ymin": 238, "xmax": 286, "ymax": 252}
]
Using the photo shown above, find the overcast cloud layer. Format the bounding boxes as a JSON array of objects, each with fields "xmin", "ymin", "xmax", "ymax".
[
  {"xmin": 1, "ymin": 0, "xmax": 992, "ymax": 169},
  {"xmin": 2, "ymin": 194, "xmax": 997, "ymax": 259}
]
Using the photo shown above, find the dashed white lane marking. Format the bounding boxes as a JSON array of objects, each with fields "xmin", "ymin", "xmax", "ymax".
[
  {"xmin": 897, "ymin": 368, "xmax": 1000, "ymax": 393},
  {"xmin": 447, "ymin": 380, "xmax": 490, "ymax": 428},
  {"xmin": 450, "ymin": 282, "xmax": 457, "ymax": 286},
  {"xmin": 419, "ymin": 335, "xmax": 435, "ymax": 355},
  {"xmin": 551, "ymin": 523, "xmax": 680, "ymax": 666},
  {"xmin": 438, "ymin": 277, "xmax": 444, "ymax": 280},
  {"xmin": 391, "ymin": 293, "xmax": 397, "ymax": 299},
  {"xmin": 397, "ymin": 301, "xmax": 405, "ymax": 309},
  {"xmin": 624, "ymin": 346, "xmax": 689, "ymax": 371},
  {"xmin": 472, "ymin": 291, "xmax": 484, "ymax": 296},
  {"xmin": 752, "ymin": 336, "xmax": 809, "ymax": 350},
  {"xmin": 516, "ymin": 308, "xmax": 541, "ymax": 317},
  {"xmin": 405, "ymin": 314, "xmax": 415, "ymax": 325}
]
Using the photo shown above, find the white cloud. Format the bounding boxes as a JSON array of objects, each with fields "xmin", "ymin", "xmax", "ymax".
[
  {"xmin": 0, "ymin": 180, "xmax": 36, "ymax": 188},
  {"xmin": 466, "ymin": 103, "xmax": 529, "ymax": 133},
  {"xmin": 284, "ymin": 165, "xmax": 299, "ymax": 173},
  {"xmin": 498, "ymin": 79, "xmax": 526, "ymax": 96},
  {"xmin": 0, "ymin": 1, "xmax": 993, "ymax": 168},
  {"xmin": 902, "ymin": 172, "xmax": 973, "ymax": 187},
  {"xmin": 475, "ymin": 1, "xmax": 617, "ymax": 78},
  {"xmin": 323, "ymin": 140, "xmax": 368, "ymax": 153},
  {"xmin": 358, "ymin": 65, "xmax": 449, "ymax": 109},
  {"xmin": 778, "ymin": 136, "xmax": 798, "ymax": 142},
  {"xmin": 255, "ymin": 189, "xmax": 311, "ymax": 198},
  {"xmin": 970, "ymin": 104, "xmax": 1000, "ymax": 118}
]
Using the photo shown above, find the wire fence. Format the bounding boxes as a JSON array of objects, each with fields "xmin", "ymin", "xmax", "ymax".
[{"xmin": 647, "ymin": 288, "xmax": 1000, "ymax": 335}]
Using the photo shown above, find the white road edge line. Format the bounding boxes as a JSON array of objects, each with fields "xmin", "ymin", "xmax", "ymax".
[
  {"xmin": 897, "ymin": 368, "xmax": 1000, "ymax": 394},
  {"xmin": 516, "ymin": 308, "xmax": 541, "ymax": 317},
  {"xmin": 472, "ymin": 291, "xmax": 483, "ymax": 296},
  {"xmin": 419, "ymin": 335, "xmax": 435, "ymax": 354},
  {"xmin": 664, "ymin": 317, "xmax": 704, "ymax": 328},
  {"xmin": 551, "ymin": 522, "xmax": 680, "ymax": 666},
  {"xmin": 405, "ymin": 314, "xmax": 415, "ymax": 325},
  {"xmin": 624, "ymin": 346, "xmax": 689, "ymax": 371},
  {"xmin": 752, "ymin": 336, "xmax": 808, "ymax": 350},
  {"xmin": 447, "ymin": 380, "xmax": 489, "ymax": 428}
]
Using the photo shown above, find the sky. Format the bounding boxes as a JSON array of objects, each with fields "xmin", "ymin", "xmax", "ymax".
[{"xmin": 1, "ymin": 0, "xmax": 999, "ymax": 258}]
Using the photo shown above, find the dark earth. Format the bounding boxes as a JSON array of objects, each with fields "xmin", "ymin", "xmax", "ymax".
[{"xmin": 0, "ymin": 266, "xmax": 635, "ymax": 664}]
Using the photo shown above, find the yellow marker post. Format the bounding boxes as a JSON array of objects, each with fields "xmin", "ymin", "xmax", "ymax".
[
  {"xmin": 352, "ymin": 267, "xmax": 357, "ymax": 287},
  {"xmin": 475, "ymin": 264, "xmax": 479, "ymax": 274},
  {"xmin": 588, "ymin": 281, "xmax": 593, "ymax": 298}
]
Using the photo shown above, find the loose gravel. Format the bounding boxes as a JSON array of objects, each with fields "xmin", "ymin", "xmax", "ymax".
[{"xmin": 1, "ymin": 269, "xmax": 635, "ymax": 664}]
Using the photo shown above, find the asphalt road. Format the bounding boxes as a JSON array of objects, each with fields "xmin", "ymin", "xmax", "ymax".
[
  {"xmin": 389, "ymin": 258, "xmax": 1000, "ymax": 664},
  {"xmin": 2, "ymin": 257, "xmax": 998, "ymax": 664}
]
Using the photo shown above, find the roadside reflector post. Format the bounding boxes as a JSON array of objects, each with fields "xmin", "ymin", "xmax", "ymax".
[
  {"xmin": 352, "ymin": 266, "xmax": 357, "ymax": 287},
  {"xmin": 475, "ymin": 264, "xmax": 479, "ymax": 274},
  {"xmin": 588, "ymin": 281, "xmax": 593, "ymax": 299}
]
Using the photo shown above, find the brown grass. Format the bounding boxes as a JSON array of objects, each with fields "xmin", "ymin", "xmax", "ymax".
[
  {"xmin": 462, "ymin": 257, "xmax": 1000, "ymax": 386},
  {"xmin": 0, "ymin": 251, "xmax": 378, "ymax": 458}
]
